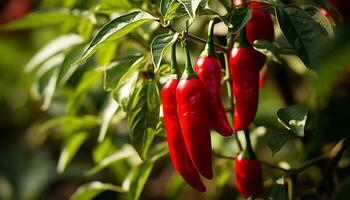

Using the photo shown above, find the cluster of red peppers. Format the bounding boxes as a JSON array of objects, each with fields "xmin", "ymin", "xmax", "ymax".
[
  {"xmin": 162, "ymin": 0, "xmax": 274, "ymax": 197},
  {"xmin": 162, "ymin": 18, "xmax": 233, "ymax": 192}
]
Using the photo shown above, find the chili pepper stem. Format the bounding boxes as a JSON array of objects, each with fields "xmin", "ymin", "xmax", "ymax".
[
  {"xmin": 201, "ymin": 17, "xmax": 221, "ymax": 57},
  {"xmin": 243, "ymin": 129, "xmax": 256, "ymax": 158},
  {"xmin": 170, "ymin": 44, "xmax": 179, "ymax": 76},
  {"xmin": 181, "ymin": 43, "xmax": 198, "ymax": 79}
]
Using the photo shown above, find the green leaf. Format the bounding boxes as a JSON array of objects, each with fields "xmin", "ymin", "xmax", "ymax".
[
  {"xmin": 277, "ymin": 105, "xmax": 308, "ymax": 137},
  {"xmin": 303, "ymin": 5, "xmax": 335, "ymax": 38},
  {"xmin": 0, "ymin": 9, "xmax": 77, "ymax": 30},
  {"xmin": 57, "ymin": 132, "xmax": 88, "ymax": 173},
  {"xmin": 127, "ymin": 81, "xmax": 160, "ymax": 159},
  {"xmin": 227, "ymin": 8, "xmax": 252, "ymax": 36},
  {"xmin": 86, "ymin": 145, "xmax": 137, "ymax": 176},
  {"xmin": 177, "ymin": 0, "xmax": 203, "ymax": 20},
  {"xmin": 25, "ymin": 34, "xmax": 83, "ymax": 72},
  {"xmin": 113, "ymin": 57, "xmax": 145, "ymax": 110},
  {"xmin": 156, "ymin": 118, "xmax": 166, "ymax": 137},
  {"xmin": 275, "ymin": 5, "xmax": 326, "ymax": 69},
  {"xmin": 96, "ymin": 41, "xmax": 118, "ymax": 67},
  {"xmin": 253, "ymin": 39, "xmax": 282, "ymax": 64},
  {"xmin": 74, "ymin": 11, "xmax": 157, "ymax": 65},
  {"xmin": 104, "ymin": 54, "xmax": 142, "ymax": 91},
  {"xmin": 69, "ymin": 182, "xmax": 125, "ymax": 200},
  {"xmin": 57, "ymin": 45, "xmax": 85, "ymax": 87},
  {"xmin": 32, "ymin": 54, "xmax": 64, "ymax": 110},
  {"xmin": 67, "ymin": 69, "xmax": 104, "ymax": 115},
  {"xmin": 123, "ymin": 161, "xmax": 154, "ymax": 200},
  {"xmin": 92, "ymin": 138, "xmax": 115, "ymax": 163},
  {"xmin": 267, "ymin": 131, "xmax": 297, "ymax": 156},
  {"xmin": 164, "ymin": 1, "xmax": 185, "ymax": 21},
  {"xmin": 96, "ymin": 0, "xmax": 133, "ymax": 14},
  {"xmin": 122, "ymin": 143, "xmax": 167, "ymax": 200},
  {"xmin": 150, "ymin": 33, "xmax": 179, "ymax": 71},
  {"xmin": 98, "ymin": 95, "xmax": 119, "ymax": 142}
]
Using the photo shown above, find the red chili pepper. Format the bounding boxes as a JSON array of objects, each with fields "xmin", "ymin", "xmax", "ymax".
[
  {"xmin": 230, "ymin": 28, "xmax": 260, "ymax": 131},
  {"xmin": 234, "ymin": 130, "xmax": 264, "ymax": 198},
  {"xmin": 176, "ymin": 44, "xmax": 213, "ymax": 179},
  {"xmin": 195, "ymin": 18, "xmax": 233, "ymax": 136},
  {"xmin": 235, "ymin": 153, "xmax": 264, "ymax": 198},
  {"xmin": 162, "ymin": 45, "xmax": 206, "ymax": 192},
  {"xmin": 0, "ymin": 0, "xmax": 32, "ymax": 24},
  {"xmin": 246, "ymin": 1, "xmax": 274, "ymax": 70}
]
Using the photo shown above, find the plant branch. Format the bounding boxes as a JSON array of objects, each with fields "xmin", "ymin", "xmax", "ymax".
[{"xmin": 165, "ymin": 25, "xmax": 227, "ymax": 52}]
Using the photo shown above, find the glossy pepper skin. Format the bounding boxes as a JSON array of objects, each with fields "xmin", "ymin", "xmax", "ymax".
[
  {"xmin": 246, "ymin": 2, "xmax": 274, "ymax": 70},
  {"xmin": 234, "ymin": 130, "xmax": 264, "ymax": 198},
  {"xmin": 230, "ymin": 42, "xmax": 260, "ymax": 131},
  {"xmin": 176, "ymin": 44, "xmax": 213, "ymax": 179},
  {"xmin": 235, "ymin": 152, "xmax": 264, "ymax": 198},
  {"xmin": 161, "ymin": 46, "xmax": 206, "ymax": 192},
  {"xmin": 194, "ymin": 18, "xmax": 233, "ymax": 136}
]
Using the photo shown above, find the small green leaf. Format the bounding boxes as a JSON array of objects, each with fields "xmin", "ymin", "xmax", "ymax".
[
  {"xmin": 267, "ymin": 131, "xmax": 296, "ymax": 156},
  {"xmin": 127, "ymin": 81, "xmax": 160, "ymax": 159},
  {"xmin": 86, "ymin": 145, "xmax": 137, "ymax": 176},
  {"xmin": 253, "ymin": 39, "xmax": 282, "ymax": 64},
  {"xmin": 74, "ymin": 11, "xmax": 157, "ymax": 65},
  {"xmin": 122, "ymin": 144, "xmax": 167, "ymax": 200},
  {"xmin": 123, "ymin": 161, "xmax": 154, "ymax": 200},
  {"xmin": 151, "ymin": 33, "xmax": 179, "ymax": 71},
  {"xmin": 0, "ymin": 9, "xmax": 77, "ymax": 30},
  {"xmin": 67, "ymin": 69, "xmax": 104, "ymax": 115},
  {"xmin": 227, "ymin": 8, "xmax": 252, "ymax": 36},
  {"xmin": 113, "ymin": 57, "xmax": 145, "ymax": 110},
  {"xmin": 98, "ymin": 95, "xmax": 119, "ymax": 142},
  {"xmin": 275, "ymin": 5, "xmax": 326, "ymax": 69},
  {"xmin": 25, "ymin": 34, "xmax": 83, "ymax": 72},
  {"xmin": 277, "ymin": 105, "xmax": 308, "ymax": 137},
  {"xmin": 104, "ymin": 54, "xmax": 142, "ymax": 91},
  {"xmin": 57, "ymin": 132, "xmax": 88, "ymax": 173},
  {"xmin": 69, "ymin": 182, "xmax": 125, "ymax": 200},
  {"xmin": 177, "ymin": 0, "xmax": 203, "ymax": 20},
  {"xmin": 57, "ymin": 45, "xmax": 85, "ymax": 87}
]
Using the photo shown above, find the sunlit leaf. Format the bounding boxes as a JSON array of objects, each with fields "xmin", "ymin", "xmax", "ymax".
[
  {"xmin": 277, "ymin": 105, "xmax": 308, "ymax": 137},
  {"xmin": 67, "ymin": 69, "xmax": 104, "ymax": 114},
  {"xmin": 127, "ymin": 80, "xmax": 160, "ymax": 159},
  {"xmin": 104, "ymin": 54, "xmax": 142, "ymax": 91},
  {"xmin": 86, "ymin": 145, "xmax": 137, "ymax": 175},
  {"xmin": 74, "ymin": 11, "xmax": 157, "ymax": 65},
  {"xmin": 98, "ymin": 95, "xmax": 119, "ymax": 142},
  {"xmin": 253, "ymin": 39, "xmax": 282, "ymax": 64},
  {"xmin": 150, "ymin": 33, "xmax": 179, "ymax": 71},
  {"xmin": 57, "ymin": 132, "xmax": 88, "ymax": 173},
  {"xmin": 177, "ymin": 0, "xmax": 202, "ymax": 20},
  {"xmin": 69, "ymin": 182, "xmax": 125, "ymax": 200},
  {"xmin": 25, "ymin": 34, "xmax": 83, "ymax": 72}
]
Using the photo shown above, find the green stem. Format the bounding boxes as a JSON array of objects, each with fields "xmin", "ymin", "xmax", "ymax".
[
  {"xmin": 170, "ymin": 44, "xmax": 178, "ymax": 75},
  {"xmin": 286, "ymin": 175, "xmax": 297, "ymax": 200},
  {"xmin": 181, "ymin": 43, "xmax": 198, "ymax": 79},
  {"xmin": 201, "ymin": 17, "xmax": 221, "ymax": 57},
  {"xmin": 236, "ymin": 26, "xmax": 250, "ymax": 48},
  {"xmin": 243, "ymin": 129, "xmax": 256, "ymax": 158}
]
